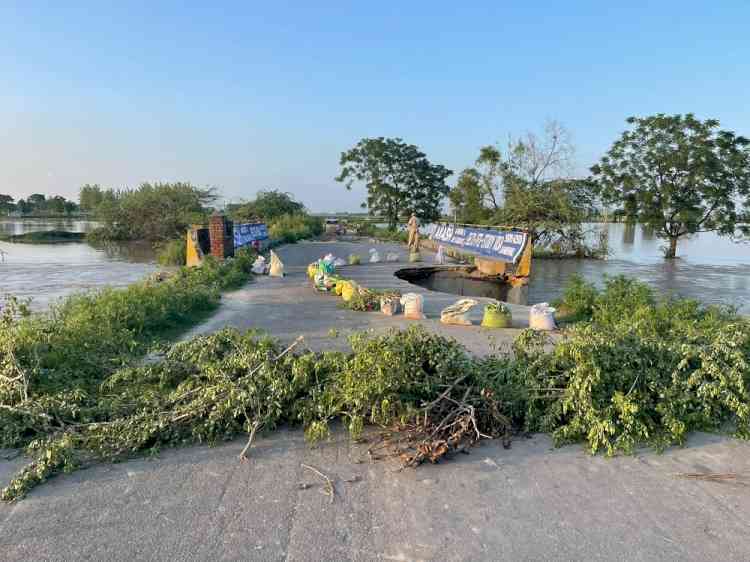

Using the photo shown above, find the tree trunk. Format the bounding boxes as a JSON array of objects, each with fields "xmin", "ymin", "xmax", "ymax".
[{"xmin": 665, "ymin": 236, "xmax": 678, "ymax": 259}]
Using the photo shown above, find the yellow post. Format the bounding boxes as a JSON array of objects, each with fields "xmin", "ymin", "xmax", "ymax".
[{"xmin": 186, "ymin": 226, "xmax": 204, "ymax": 267}]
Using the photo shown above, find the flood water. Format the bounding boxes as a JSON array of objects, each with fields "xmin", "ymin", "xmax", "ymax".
[
  {"xmin": 395, "ymin": 266, "xmax": 513, "ymax": 301},
  {"xmin": 0, "ymin": 219, "xmax": 157, "ymax": 310},
  {"xmin": 0, "ymin": 220, "xmax": 748, "ymax": 314},
  {"xmin": 529, "ymin": 223, "xmax": 750, "ymax": 313}
]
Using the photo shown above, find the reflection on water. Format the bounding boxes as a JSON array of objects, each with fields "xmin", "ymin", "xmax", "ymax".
[
  {"xmin": 530, "ymin": 223, "xmax": 750, "ymax": 313},
  {"xmin": 0, "ymin": 218, "xmax": 100, "ymax": 236},
  {"xmin": 0, "ymin": 220, "xmax": 157, "ymax": 310}
]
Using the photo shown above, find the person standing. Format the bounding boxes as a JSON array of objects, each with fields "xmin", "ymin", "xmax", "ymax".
[{"xmin": 407, "ymin": 213, "xmax": 420, "ymax": 252}]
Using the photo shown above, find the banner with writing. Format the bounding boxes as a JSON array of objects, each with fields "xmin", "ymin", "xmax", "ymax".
[
  {"xmin": 234, "ymin": 222, "xmax": 268, "ymax": 248},
  {"xmin": 427, "ymin": 223, "xmax": 528, "ymax": 263}
]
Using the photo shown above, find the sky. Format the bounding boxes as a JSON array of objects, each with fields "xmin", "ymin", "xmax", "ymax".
[{"xmin": 1, "ymin": 1, "xmax": 749, "ymax": 212}]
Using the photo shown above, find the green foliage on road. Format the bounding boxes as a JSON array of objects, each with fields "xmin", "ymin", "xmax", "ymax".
[{"xmin": 2, "ymin": 272, "xmax": 748, "ymax": 501}]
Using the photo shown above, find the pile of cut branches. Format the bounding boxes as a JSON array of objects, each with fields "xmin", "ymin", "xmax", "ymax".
[{"xmin": 0, "ymin": 325, "xmax": 520, "ymax": 501}]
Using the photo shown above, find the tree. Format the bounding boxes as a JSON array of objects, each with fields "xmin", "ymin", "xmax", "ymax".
[
  {"xmin": 79, "ymin": 184, "xmax": 105, "ymax": 212},
  {"xmin": 500, "ymin": 177, "xmax": 598, "ymax": 248},
  {"xmin": 63, "ymin": 200, "xmax": 78, "ymax": 215},
  {"xmin": 27, "ymin": 194, "xmax": 46, "ymax": 211},
  {"xmin": 231, "ymin": 189, "xmax": 305, "ymax": 222},
  {"xmin": 448, "ymin": 168, "xmax": 488, "ymax": 223},
  {"xmin": 336, "ymin": 137, "xmax": 452, "ymax": 229},
  {"xmin": 15, "ymin": 199, "xmax": 30, "ymax": 215},
  {"xmin": 48, "ymin": 195, "xmax": 67, "ymax": 214},
  {"xmin": 0, "ymin": 194, "xmax": 14, "ymax": 215},
  {"xmin": 485, "ymin": 121, "xmax": 595, "ymax": 248},
  {"xmin": 592, "ymin": 114, "xmax": 750, "ymax": 258},
  {"xmin": 93, "ymin": 182, "xmax": 217, "ymax": 241},
  {"xmin": 474, "ymin": 145, "xmax": 505, "ymax": 211}
]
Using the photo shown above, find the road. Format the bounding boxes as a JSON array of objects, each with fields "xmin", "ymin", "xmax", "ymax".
[{"xmin": 1, "ymin": 240, "xmax": 749, "ymax": 561}]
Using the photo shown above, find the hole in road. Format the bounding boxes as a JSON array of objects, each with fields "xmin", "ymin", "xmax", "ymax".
[{"xmin": 394, "ymin": 266, "xmax": 522, "ymax": 302}]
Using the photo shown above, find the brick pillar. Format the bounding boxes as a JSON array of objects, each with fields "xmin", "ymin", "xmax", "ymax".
[{"xmin": 209, "ymin": 212, "xmax": 234, "ymax": 260}]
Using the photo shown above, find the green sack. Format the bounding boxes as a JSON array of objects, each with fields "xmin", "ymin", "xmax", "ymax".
[
  {"xmin": 481, "ymin": 305, "xmax": 512, "ymax": 328},
  {"xmin": 318, "ymin": 259, "xmax": 335, "ymax": 275}
]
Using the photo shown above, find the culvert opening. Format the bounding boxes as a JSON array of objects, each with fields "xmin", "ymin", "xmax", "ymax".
[{"xmin": 395, "ymin": 266, "xmax": 517, "ymax": 301}]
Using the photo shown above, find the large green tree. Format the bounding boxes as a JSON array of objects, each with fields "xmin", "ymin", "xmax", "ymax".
[
  {"xmin": 231, "ymin": 189, "xmax": 305, "ymax": 222},
  {"xmin": 592, "ymin": 114, "xmax": 750, "ymax": 258},
  {"xmin": 94, "ymin": 182, "xmax": 217, "ymax": 241},
  {"xmin": 448, "ymin": 168, "xmax": 488, "ymax": 224},
  {"xmin": 335, "ymin": 137, "xmax": 452, "ymax": 229},
  {"xmin": 79, "ymin": 184, "xmax": 105, "ymax": 212},
  {"xmin": 0, "ymin": 194, "xmax": 14, "ymax": 215}
]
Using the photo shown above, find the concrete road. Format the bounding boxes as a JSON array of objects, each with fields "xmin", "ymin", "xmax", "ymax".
[
  {"xmin": 2, "ymin": 240, "xmax": 749, "ymax": 561},
  {"xmin": 2, "ymin": 430, "xmax": 749, "ymax": 561},
  {"xmin": 184, "ymin": 240, "xmax": 533, "ymax": 356}
]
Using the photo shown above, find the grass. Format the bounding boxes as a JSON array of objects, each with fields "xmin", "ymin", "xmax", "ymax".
[{"xmin": 156, "ymin": 238, "xmax": 187, "ymax": 266}]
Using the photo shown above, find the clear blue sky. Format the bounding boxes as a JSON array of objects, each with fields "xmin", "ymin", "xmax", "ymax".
[{"xmin": 2, "ymin": 1, "xmax": 748, "ymax": 212}]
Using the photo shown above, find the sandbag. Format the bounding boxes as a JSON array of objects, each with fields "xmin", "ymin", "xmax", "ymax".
[
  {"xmin": 385, "ymin": 252, "xmax": 399, "ymax": 262},
  {"xmin": 333, "ymin": 257, "xmax": 346, "ymax": 267},
  {"xmin": 334, "ymin": 279, "xmax": 345, "ymax": 295},
  {"xmin": 434, "ymin": 245, "xmax": 445, "ymax": 265},
  {"xmin": 341, "ymin": 280, "xmax": 359, "ymax": 302},
  {"xmin": 307, "ymin": 262, "xmax": 318, "ymax": 279},
  {"xmin": 252, "ymin": 256, "xmax": 268, "ymax": 275},
  {"xmin": 380, "ymin": 296, "xmax": 401, "ymax": 316},
  {"xmin": 269, "ymin": 251, "xmax": 285, "ymax": 277},
  {"xmin": 314, "ymin": 273, "xmax": 336, "ymax": 292},
  {"xmin": 348, "ymin": 254, "xmax": 361, "ymax": 265},
  {"xmin": 317, "ymin": 258, "xmax": 334, "ymax": 276},
  {"xmin": 369, "ymin": 248, "xmax": 381, "ymax": 263},
  {"xmin": 440, "ymin": 298, "xmax": 478, "ymax": 326},
  {"xmin": 400, "ymin": 293, "xmax": 425, "ymax": 320},
  {"xmin": 481, "ymin": 303, "xmax": 512, "ymax": 328},
  {"xmin": 529, "ymin": 303, "xmax": 556, "ymax": 331}
]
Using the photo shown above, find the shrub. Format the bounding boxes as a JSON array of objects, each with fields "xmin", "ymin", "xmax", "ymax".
[
  {"xmin": 268, "ymin": 214, "xmax": 323, "ymax": 244},
  {"xmin": 554, "ymin": 274, "xmax": 597, "ymax": 322},
  {"xmin": 0, "ymin": 254, "xmax": 254, "ymax": 404},
  {"xmin": 156, "ymin": 238, "xmax": 187, "ymax": 266}
]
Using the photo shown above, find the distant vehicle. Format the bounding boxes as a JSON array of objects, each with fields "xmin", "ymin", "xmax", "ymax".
[{"xmin": 325, "ymin": 218, "xmax": 342, "ymax": 235}]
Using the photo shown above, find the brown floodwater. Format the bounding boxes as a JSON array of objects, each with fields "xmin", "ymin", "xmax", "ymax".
[{"xmin": 0, "ymin": 219, "xmax": 157, "ymax": 310}]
